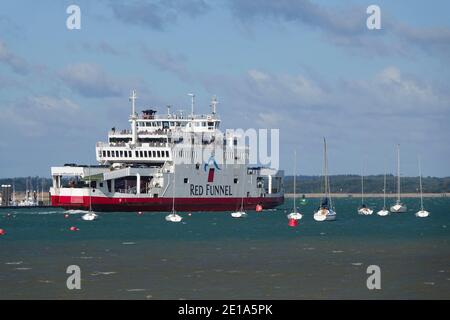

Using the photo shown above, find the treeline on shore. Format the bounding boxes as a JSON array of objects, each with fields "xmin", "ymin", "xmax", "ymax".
[
  {"xmin": 1, "ymin": 175, "xmax": 449, "ymax": 193},
  {"xmin": 285, "ymin": 175, "xmax": 450, "ymax": 193}
]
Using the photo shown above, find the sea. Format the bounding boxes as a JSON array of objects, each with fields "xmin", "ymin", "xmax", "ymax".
[{"xmin": 0, "ymin": 197, "xmax": 449, "ymax": 299}]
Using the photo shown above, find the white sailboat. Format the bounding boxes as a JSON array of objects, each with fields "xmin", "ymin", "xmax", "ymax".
[
  {"xmin": 82, "ymin": 166, "xmax": 98, "ymax": 221},
  {"xmin": 314, "ymin": 138, "xmax": 336, "ymax": 222},
  {"xmin": 287, "ymin": 151, "xmax": 303, "ymax": 220},
  {"xmin": 231, "ymin": 168, "xmax": 247, "ymax": 218},
  {"xmin": 390, "ymin": 144, "xmax": 407, "ymax": 213},
  {"xmin": 358, "ymin": 162, "xmax": 373, "ymax": 215},
  {"xmin": 377, "ymin": 166, "xmax": 389, "ymax": 216},
  {"xmin": 415, "ymin": 157, "xmax": 429, "ymax": 218},
  {"xmin": 166, "ymin": 162, "xmax": 183, "ymax": 222}
]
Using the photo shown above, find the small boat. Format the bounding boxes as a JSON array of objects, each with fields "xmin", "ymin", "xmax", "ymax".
[
  {"xmin": 165, "ymin": 162, "xmax": 183, "ymax": 223},
  {"xmin": 313, "ymin": 138, "xmax": 336, "ymax": 222},
  {"xmin": 287, "ymin": 151, "xmax": 303, "ymax": 220},
  {"xmin": 357, "ymin": 162, "xmax": 373, "ymax": 215},
  {"xmin": 390, "ymin": 144, "xmax": 407, "ymax": 213},
  {"xmin": 82, "ymin": 167, "xmax": 99, "ymax": 221},
  {"xmin": 231, "ymin": 211, "xmax": 247, "ymax": 218},
  {"xmin": 377, "ymin": 167, "xmax": 389, "ymax": 216},
  {"xmin": 165, "ymin": 212, "xmax": 183, "ymax": 222},
  {"xmin": 415, "ymin": 157, "xmax": 429, "ymax": 218},
  {"xmin": 231, "ymin": 169, "xmax": 247, "ymax": 218},
  {"xmin": 82, "ymin": 212, "xmax": 98, "ymax": 221}
]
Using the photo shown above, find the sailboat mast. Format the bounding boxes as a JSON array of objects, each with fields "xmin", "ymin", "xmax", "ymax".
[
  {"xmin": 172, "ymin": 163, "xmax": 176, "ymax": 212},
  {"xmin": 419, "ymin": 156, "xmax": 424, "ymax": 211},
  {"xmin": 88, "ymin": 166, "xmax": 92, "ymax": 211},
  {"xmin": 323, "ymin": 138, "xmax": 328, "ymax": 198},
  {"xmin": 361, "ymin": 163, "xmax": 364, "ymax": 205},
  {"xmin": 398, "ymin": 145, "xmax": 400, "ymax": 202},
  {"xmin": 383, "ymin": 167, "xmax": 387, "ymax": 209},
  {"xmin": 293, "ymin": 150, "xmax": 296, "ymax": 211}
]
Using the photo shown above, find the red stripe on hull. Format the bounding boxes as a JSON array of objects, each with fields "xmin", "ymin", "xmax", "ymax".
[{"xmin": 51, "ymin": 195, "xmax": 284, "ymax": 212}]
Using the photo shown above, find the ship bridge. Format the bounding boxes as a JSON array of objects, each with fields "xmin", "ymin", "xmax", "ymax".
[{"xmin": 95, "ymin": 91, "xmax": 248, "ymax": 166}]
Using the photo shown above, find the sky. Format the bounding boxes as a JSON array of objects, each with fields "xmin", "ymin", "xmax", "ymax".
[{"xmin": 0, "ymin": 0, "xmax": 449, "ymax": 177}]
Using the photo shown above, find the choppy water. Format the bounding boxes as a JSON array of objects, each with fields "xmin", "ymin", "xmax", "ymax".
[{"xmin": 0, "ymin": 197, "xmax": 449, "ymax": 299}]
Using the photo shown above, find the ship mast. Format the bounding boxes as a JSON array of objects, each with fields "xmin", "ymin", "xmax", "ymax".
[
  {"xmin": 129, "ymin": 89, "xmax": 138, "ymax": 145},
  {"xmin": 188, "ymin": 93, "xmax": 195, "ymax": 118}
]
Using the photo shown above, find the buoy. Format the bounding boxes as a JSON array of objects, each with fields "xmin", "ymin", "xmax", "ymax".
[
  {"xmin": 288, "ymin": 219, "xmax": 298, "ymax": 227},
  {"xmin": 255, "ymin": 204, "xmax": 263, "ymax": 212},
  {"xmin": 188, "ymin": 213, "xmax": 192, "ymax": 217},
  {"xmin": 6, "ymin": 213, "xmax": 12, "ymax": 217},
  {"xmin": 69, "ymin": 226, "xmax": 79, "ymax": 232},
  {"xmin": 64, "ymin": 214, "xmax": 70, "ymax": 219},
  {"xmin": 137, "ymin": 211, "xmax": 143, "ymax": 216},
  {"xmin": 0, "ymin": 228, "xmax": 6, "ymax": 236}
]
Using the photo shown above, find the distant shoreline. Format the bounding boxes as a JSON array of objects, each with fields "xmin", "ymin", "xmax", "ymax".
[{"xmin": 285, "ymin": 193, "xmax": 449, "ymax": 198}]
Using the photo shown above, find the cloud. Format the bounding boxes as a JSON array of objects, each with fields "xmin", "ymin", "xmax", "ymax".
[
  {"xmin": 109, "ymin": 0, "xmax": 210, "ymax": 31},
  {"xmin": 0, "ymin": 96, "xmax": 81, "ymax": 137},
  {"xmin": 59, "ymin": 63, "xmax": 123, "ymax": 98},
  {"xmin": 227, "ymin": 0, "xmax": 450, "ymax": 57},
  {"xmin": 0, "ymin": 40, "xmax": 30, "ymax": 75},
  {"xmin": 141, "ymin": 47, "xmax": 191, "ymax": 80},
  {"xmin": 81, "ymin": 41, "xmax": 125, "ymax": 56}
]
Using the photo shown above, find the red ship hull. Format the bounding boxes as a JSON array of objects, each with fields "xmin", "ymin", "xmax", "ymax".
[{"xmin": 51, "ymin": 195, "xmax": 284, "ymax": 212}]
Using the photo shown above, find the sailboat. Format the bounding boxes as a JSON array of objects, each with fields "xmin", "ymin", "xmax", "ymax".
[
  {"xmin": 166, "ymin": 162, "xmax": 183, "ymax": 222},
  {"xmin": 314, "ymin": 138, "xmax": 336, "ymax": 222},
  {"xmin": 358, "ymin": 162, "xmax": 373, "ymax": 215},
  {"xmin": 287, "ymin": 151, "xmax": 303, "ymax": 220},
  {"xmin": 377, "ymin": 166, "xmax": 389, "ymax": 216},
  {"xmin": 231, "ymin": 168, "xmax": 247, "ymax": 218},
  {"xmin": 390, "ymin": 144, "xmax": 407, "ymax": 213},
  {"xmin": 82, "ymin": 166, "xmax": 98, "ymax": 221},
  {"xmin": 415, "ymin": 157, "xmax": 430, "ymax": 218}
]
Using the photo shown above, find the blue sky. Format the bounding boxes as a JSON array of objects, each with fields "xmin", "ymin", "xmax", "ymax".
[{"xmin": 0, "ymin": 0, "xmax": 449, "ymax": 177}]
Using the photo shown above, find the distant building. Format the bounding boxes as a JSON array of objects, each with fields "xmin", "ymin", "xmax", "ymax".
[{"xmin": 1, "ymin": 185, "xmax": 12, "ymax": 206}]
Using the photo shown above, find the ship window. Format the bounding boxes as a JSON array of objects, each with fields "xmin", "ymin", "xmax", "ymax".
[
  {"xmin": 120, "ymin": 151, "xmax": 123, "ymax": 157},
  {"xmin": 107, "ymin": 151, "xmax": 110, "ymax": 157},
  {"xmin": 234, "ymin": 178, "xmax": 239, "ymax": 184},
  {"xmin": 202, "ymin": 122, "xmax": 207, "ymax": 127},
  {"xmin": 157, "ymin": 151, "xmax": 161, "ymax": 158},
  {"xmin": 99, "ymin": 183, "xmax": 104, "ymax": 188},
  {"xmin": 152, "ymin": 151, "xmax": 156, "ymax": 157},
  {"xmin": 184, "ymin": 178, "xmax": 188, "ymax": 183},
  {"xmin": 144, "ymin": 151, "xmax": 148, "ymax": 158},
  {"xmin": 140, "ymin": 151, "xmax": 143, "ymax": 157},
  {"xmin": 135, "ymin": 151, "xmax": 139, "ymax": 158},
  {"xmin": 124, "ymin": 151, "xmax": 128, "ymax": 158},
  {"xmin": 153, "ymin": 194, "xmax": 158, "ymax": 198},
  {"xmin": 165, "ymin": 151, "xmax": 169, "ymax": 157},
  {"xmin": 102, "ymin": 151, "xmax": 106, "ymax": 157},
  {"xmin": 128, "ymin": 151, "xmax": 132, "ymax": 157}
]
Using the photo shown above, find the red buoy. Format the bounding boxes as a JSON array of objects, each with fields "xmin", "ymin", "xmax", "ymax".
[
  {"xmin": 0, "ymin": 228, "xmax": 6, "ymax": 236},
  {"xmin": 255, "ymin": 204, "xmax": 263, "ymax": 212},
  {"xmin": 69, "ymin": 226, "xmax": 79, "ymax": 231},
  {"xmin": 288, "ymin": 219, "xmax": 298, "ymax": 227}
]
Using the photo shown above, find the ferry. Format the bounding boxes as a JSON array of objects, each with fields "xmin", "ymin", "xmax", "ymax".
[{"xmin": 49, "ymin": 90, "xmax": 284, "ymax": 212}]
